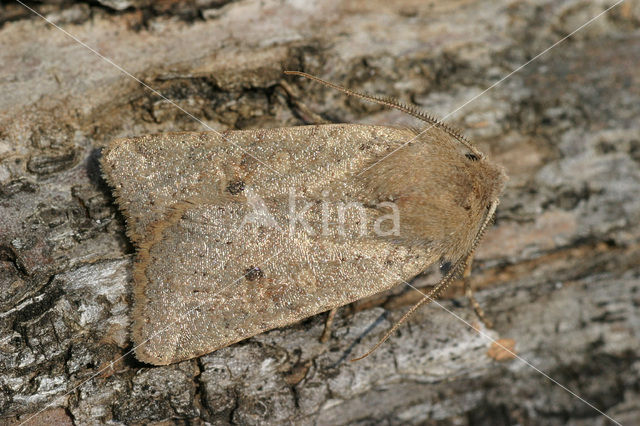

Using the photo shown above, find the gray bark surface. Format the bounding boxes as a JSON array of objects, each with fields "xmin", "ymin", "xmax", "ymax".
[{"xmin": 1, "ymin": 0, "xmax": 639, "ymax": 424}]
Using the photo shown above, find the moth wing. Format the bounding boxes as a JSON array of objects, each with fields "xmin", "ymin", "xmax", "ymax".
[
  {"xmin": 100, "ymin": 125, "xmax": 418, "ymax": 245},
  {"xmin": 133, "ymin": 198, "xmax": 436, "ymax": 365},
  {"xmin": 102, "ymin": 125, "xmax": 441, "ymax": 364},
  {"xmin": 101, "ymin": 132, "xmax": 233, "ymax": 245}
]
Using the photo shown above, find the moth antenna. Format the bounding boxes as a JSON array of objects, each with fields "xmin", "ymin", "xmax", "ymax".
[
  {"xmin": 350, "ymin": 201, "xmax": 499, "ymax": 362},
  {"xmin": 350, "ymin": 256, "xmax": 467, "ymax": 362},
  {"xmin": 283, "ymin": 70, "xmax": 481, "ymax": 157}
]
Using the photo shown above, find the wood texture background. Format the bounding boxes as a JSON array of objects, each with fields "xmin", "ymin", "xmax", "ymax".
[{"xmin": 1, "ymin": 0, "xmax": 639, "ymax": 424}]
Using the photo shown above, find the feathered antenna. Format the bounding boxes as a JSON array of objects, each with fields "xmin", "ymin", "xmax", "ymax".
[
  {"xmin": 283, "ymin": 70, "xmax": 482, "ymax": 158},
  {"xmin": 350, "ymin": 200, "xmax": 499, "ymax": 361}
]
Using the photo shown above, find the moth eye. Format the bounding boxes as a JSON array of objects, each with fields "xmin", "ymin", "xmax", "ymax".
[
  {"xmin": 465, "ymin": 153, "xmax": 479, "ymax": 161},
  {"xmin": 440, "ymin": 261, "xmax": 452, "ymax": 275}
]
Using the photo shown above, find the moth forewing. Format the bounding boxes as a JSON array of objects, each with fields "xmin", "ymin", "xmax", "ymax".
[{"xmin": 103, "ymin": 127, "xmax": 435, "ymax": 364}]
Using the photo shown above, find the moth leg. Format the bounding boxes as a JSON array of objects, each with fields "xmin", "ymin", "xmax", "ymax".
[
  {"xmin": 463, "ymin": 259, "xmax": 493, "ymax": 328},
  {"xmin": 278, "ymin": 80, "xmax": 331, "ymax": 125},
  {"xmin": 320, "ymin": 308, "xmax": 338, "ymax": 343}
]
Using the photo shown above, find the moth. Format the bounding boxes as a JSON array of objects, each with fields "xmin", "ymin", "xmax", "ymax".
[{"xmin": 101, "ymin": 71, "xmax": 507, "ymax": 365}]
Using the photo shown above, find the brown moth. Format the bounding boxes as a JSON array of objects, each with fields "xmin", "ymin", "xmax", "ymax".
[{"xmin": 100, "ymin": 72, "xmax": 507, "ymax": 365}]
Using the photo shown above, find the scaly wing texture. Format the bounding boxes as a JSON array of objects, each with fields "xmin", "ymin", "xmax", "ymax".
[
  {"xmin": 101, "ymin": 125, "xmax": 417, "ymax": 245},
  {"xmin": 101, "ymin": 125, "xmax": 440, "ymax": 364},
  {"xmin": 134, "ymin": 198, "xmax": 433, "ymax": 365}
]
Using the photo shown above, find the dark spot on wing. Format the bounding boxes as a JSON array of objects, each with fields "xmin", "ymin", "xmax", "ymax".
[
  {"xmin": 244, "ymin": 266, "xmax": 264, "ymax": 281},
  {"xmin": 227, "ymin": 180, "xmax": 245, "ymax": 195}
]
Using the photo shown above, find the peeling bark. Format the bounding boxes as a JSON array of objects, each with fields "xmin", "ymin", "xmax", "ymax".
[{"xmin": 1, "ymin": 0, "xmax": 639, "ymax": 424}]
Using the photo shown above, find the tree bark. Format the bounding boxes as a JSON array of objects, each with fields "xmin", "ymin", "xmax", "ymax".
[{"xmin": 1, "ymin": 0, "xmax": 639, "ymax": 424}]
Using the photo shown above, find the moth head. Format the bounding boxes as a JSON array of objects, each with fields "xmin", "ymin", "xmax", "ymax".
[{"xmin": 362, "ymin": 129, "xmax": 507, "ymax": 261}]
